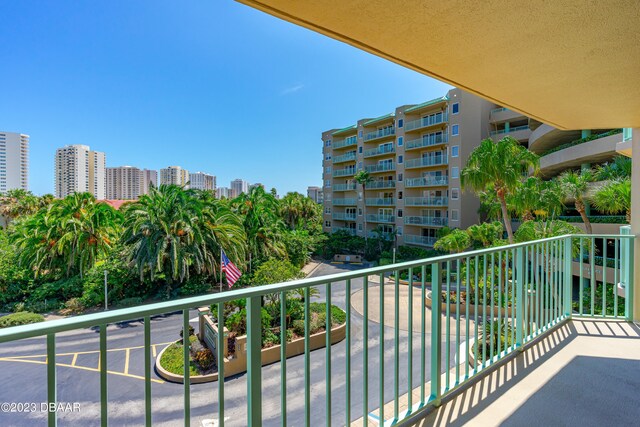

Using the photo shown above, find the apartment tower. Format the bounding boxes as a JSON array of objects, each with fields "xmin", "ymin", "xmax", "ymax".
[
  {"xmin": 55, "ymin": 144, "xmax": 106, "ymax": 199},
  {"xmin": 160, "ymin": 166, "xmax": 189, "ymax": 187},
  {"xmin": 231, "ymin": 179, "xmax": 249, "ymax": 196},
  {"xmin": 189, "ymin": 172, "xmax": 216, "ymax": 191},
  {"xmin": 307, "ymin": 186, "xmax": 324, "ymax": 203},
  {"xmin": 140, "ymin": 169, "xmax": 158, "ymax": 195},
  {"xmin": 0, "ymin": 131, "xmax": 29, "ymax": 193}
]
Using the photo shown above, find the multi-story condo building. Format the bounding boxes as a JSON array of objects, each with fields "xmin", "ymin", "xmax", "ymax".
[
  {"xmin": 0, "ymin": 131, "xmax": 29, "ymax": 193},
  {"xmin": 106, "ymin": 166, "xmax": 157, "ymax": 200},
  {"xmin": 216, "ymin": 186, "xmax": 231, "ymax": 199},
  {"xmin": 324, "ymin": 88, "xmax": 493, "ymax": 247},
  {"xmin": 140, "ymin": 169, "xmax": 157, "ymax": 195},
  {"xmin": 323, "ymin": 89, "xmax": 627, "ymax": 248},
  {"xmin": 307, "ymin": 186, "xmax": 323, "ymax": 203},
  {"xmin": 189, "ymin": 172, "xmax": 216, "ymax": 191},
  {"xmin": 55, "ymin": 144, "xmax": 106, "ymax": 199},
  {"xmin": 160, "ymin": 166, "xmax": 189, "ymax": 187},
  {"xmin": 231, "ymin": 179, "xmax": 249, "ymax": 196},
  {"xmin": 249, "ymin": 182, "xmax": 264, "ymax": 191}
]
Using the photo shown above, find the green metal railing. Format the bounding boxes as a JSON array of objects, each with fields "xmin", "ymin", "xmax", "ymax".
[
  {"xmin": 0, "ymin": 233, "xmax": 633, "ymax": 427},
  {"xmin": 364, "ymin": 162, "xmax": 395, "ymax": 173},
  {"xmin": 489, "ymin": 125, "xmax": 530, "ymax": 136},
  {"xmin": 405, "ymin": 155, "xmax": 448, "ymax": 169},
  {"xmin": 333, "ymin": 151, "xmax": 357, "ymax": 164},
  {"xmin": 366, "ymin": 180, "xmax": 396, "ymax": 189},
  {"xmin": 333, "ymin": 136, "xmax": 358, "ymax": 150},
  {"xmin": 333, "ymin": 167, "xmax": 356, "ymax": 177},
  {"xmin": 364, "ymin": 127, "xmax": 395, "ymax": 142},
  {"xmin": 405, "ymin": 176, "xmax": 448, "ymax": 188},
  {"xmin": 405, "ymin": 113, "xmax": 448, "ymax": 132},
  {"xmin": 405, "ymin": 196, "xmax": 448, "ymax": 207},
  {"xmin": 405, "ymin": 133, "xmax": 448, "ymax": 150},
  {"xmin": 333, "ymin": 183, "xmax": 357, "ymax": 191}
]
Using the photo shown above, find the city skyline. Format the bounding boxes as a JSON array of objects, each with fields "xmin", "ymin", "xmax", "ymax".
[{"xmin": 0, "ymin": 1, "xmax": 451, "ymax": 197}]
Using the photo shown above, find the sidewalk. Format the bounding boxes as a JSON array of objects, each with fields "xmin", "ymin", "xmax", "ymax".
[{"xmin": 302, "ymin": 259, "xmax": 323, "ymax": 277}]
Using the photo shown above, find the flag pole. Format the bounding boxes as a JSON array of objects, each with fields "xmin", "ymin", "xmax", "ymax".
[{"xmin": 220, "ymin": 249, "xmax": 223, "ymax": 294}]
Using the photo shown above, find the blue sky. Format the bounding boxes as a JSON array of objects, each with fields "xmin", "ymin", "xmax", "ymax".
[{"xmin": 0, "ymin": 1, "xmax": 451, "ymax": 196}]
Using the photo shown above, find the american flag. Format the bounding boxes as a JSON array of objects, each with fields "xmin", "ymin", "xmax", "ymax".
[{"xmin": 221, "ymin": 250, "xmax": 242, "ymax": 288}]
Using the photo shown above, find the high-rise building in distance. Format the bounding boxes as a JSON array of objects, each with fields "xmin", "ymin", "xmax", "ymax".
[
  {"xmin": 55, "ymin": 144, "xmax": 106, "ymax": 199},
  {"xmin": 307, "ymin": 186, "xmax": 323, "ymax": 203},
  {"xmin": 106, "ymin": 166, "xmax": 157, "ymax": 200},
  {"xmin": 189, "ymin": 172, "xmax": 216, "ymax": 191},
  {"xmin": 231, "ymin": 179, "xmax": 249, "ymax": 196},
  {"xmin": 216, "ymin": 187, "xmax": 231, "ymax": 198},
  {"xmin": 160, "ymin": 166, "xmax": 189, "ymax": 187},
  {"xmin": 140, "ymin": 169, "xmax": 158, "ymax": 195},
  {"xmin": 0, "ymin": 131, "xmax": 29, "ymax": 193}
]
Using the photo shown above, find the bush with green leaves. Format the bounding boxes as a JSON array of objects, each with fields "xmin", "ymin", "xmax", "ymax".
[{"xmin": 0, "ymin": 311, "xmax": 44, "ymax": 328}]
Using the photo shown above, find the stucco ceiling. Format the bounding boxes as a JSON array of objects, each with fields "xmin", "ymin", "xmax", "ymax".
[{"xmin": 236, "ymin": 0, "xmax": 640, "ymax": 130}]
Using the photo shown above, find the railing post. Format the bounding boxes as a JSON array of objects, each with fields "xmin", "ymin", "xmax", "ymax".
[
  {"xmin": 246, "ymin": 295, "xmax": 262, "ymax": 426},
  {"xmin": 620, "ymin": 226, "xmax": 634, "ymax": 320},
  {"xmin": 515, "ymin": 247, "xmax": 525, "ymax": 351},
  {"xmin": 564, "ymin": 237, "xmax": 573, "ymax": 318},
  {"xmin": 430, "ymin": 262, "xmax": 441, "ymax": 406}
]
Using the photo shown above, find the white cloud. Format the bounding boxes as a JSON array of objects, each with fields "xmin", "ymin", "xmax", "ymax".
[{"xmin": 280, "ymin": 83, "xmax": 304, "ymax": 95}]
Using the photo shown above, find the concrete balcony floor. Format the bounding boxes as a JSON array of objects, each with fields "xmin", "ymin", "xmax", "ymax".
[{"xmin": 407, "ymin": 319, "xmax": 640, "ymax": 426}]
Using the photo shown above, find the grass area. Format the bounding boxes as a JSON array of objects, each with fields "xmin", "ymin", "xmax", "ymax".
[{"xmin": 159, "ymin": 335, "xmax": 200, "ymax": 376}]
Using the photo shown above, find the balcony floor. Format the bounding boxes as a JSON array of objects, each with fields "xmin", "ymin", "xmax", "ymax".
[{"xmin": 410, "ymin": 319, "xmax": 640, "ymax": 426}]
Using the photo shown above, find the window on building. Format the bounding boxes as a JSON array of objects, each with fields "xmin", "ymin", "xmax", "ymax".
[
  {"xmin": 451, "ymin": 167, "xmax": 460, "ymax": 179},
  {"xmin": 325, "ymin": 140, "xmax": 331, "ymax": 147},
  {"xmin": 398, "ymin": 191, "xmax": 403, "ymax": 200},
  {"xmin": 451, "ymin": 188, "xmax": 459, "ymax": 200},
  {"xmin": 325, "ymin": 221, "xmax": 331, "ymax": 227},
  {"xmin": 359, "ymin": 146, "xmax": 363, "ymax": 153},
  {"xmin": 325, "ymin": 166, "xmax": 332, "ymax": 173},
  {"xmin": 359, "ymin": 131, "xmax": 363, "ymax": 138},
  {"xmin": 398, "ymin": 173, "xmax": 403, "ymax": 182},
  {"xmin": 324, "ymin": 179, "xmax": 330, "ymax": 187},
  {"xmin": 451, "ymin": 124, "xmax": 459, "ymax": 136},
  {"xmin": 451, "ymin": 210, "xmax": 459, "ymax": 221},
  {"xmin": 451, "ymin": 145, "xmax": 459, "ymax": 157},
  {"xmin": 398, "ymin": 136, "xmax": 403, "ymax": 146},
  {"xmin": 398, "ymin": 155, "xmax": 403, "ymax": 164},
  {"xmin": 398, "ymin": 209, "xmax": 403, "ymax": 218},
  {"xmin": 452, "ymin": 103, "xmax": 459, "ymax": 114},
  {"xmin": 397, "ymin": 226, "xmax": 403, "ymax": 236},
  {"xmin": 358, "ymin": 223, "xmax": 363, "ymax": 231},
  {"xmin": 398, "ymin": 119, "xmax": 404, "ymax": 128},
  {"xmin": 358, "ymin": 208, "xmax": 363, "ymax": 216},
  {"xmin": 325, "ymin": 154, "xmax": 332, "ymax": 160}
]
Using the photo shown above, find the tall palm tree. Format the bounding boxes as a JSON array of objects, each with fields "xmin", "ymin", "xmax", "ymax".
[
  {"xmin": 595, "ymin": 156, "xmax": 631, "ymax": 181},
  {"xmin": 353, "ymin": 170, "xmax": 373, "ymax": 242},
  {"xmin": 558, "ymin": 168, "xmax": 594, "ymax": 234},
  {"xmin": 434, "ymin": 228, "xmax": 471, "ymax": 254},
  {"xmin": 592, "ymin": 178, "xmax": 631, "ymax": 223},
  {"xmin": 461, "ymin": 136, "xmax": 540, "ymax": 243},
  {"xmin": 509, "ymin": 177, "xmax": 564, "ymax": 221},
  {"xmin": 467, "ymin": 221, "xmax": 503, "ymax": 248}
]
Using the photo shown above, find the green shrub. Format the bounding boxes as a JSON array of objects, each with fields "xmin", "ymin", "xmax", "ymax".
[
  {"xmin": 0, "ymin": 311, "xmax": 45, "ymax": 328},
  {"xmin": 180, "ymin": 280, "xmax": 212, "ymax": 296},
  {"xmin": 292, "ymin": 319, "xmax": 305, "ymax": 336},
  {"xmin": 31, "ymin": 277, "xmax": 83, "ymax": 303},
  {"xmin": 64, "ymin": 298, "xmax": 85, "ymax": 314},
  {"xmin": 193, "ymin": 348, "xmax": 214, "ymax": 370},
  {"xmin": 116, "ymin": 297, "xmax": 143, "ymax": 308}
]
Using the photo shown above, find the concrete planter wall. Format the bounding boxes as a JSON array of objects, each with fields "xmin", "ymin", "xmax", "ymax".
[{"xmin": 155, "ymin": 342, "xmax": 220, "ymax": 384}]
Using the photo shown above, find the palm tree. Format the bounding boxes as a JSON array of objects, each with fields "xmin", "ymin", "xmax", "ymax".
[
  {"xmin": 509, "ymin": 177, "xmax": 564, "ymax": 222},
  {"xmin": 434, "ymin": 228, "xmax": 471, "ymax": 254},
  {"xmin": 558, "ymin": 168, "xmax": 594, "ymax": 234},
  {"xmin": 467, "ymin": 221, "xmax": 503, "ymax": 248},
  {"xmin": 595, "ymin": 156, "xmax": 631, "ymax": 181},
  {"xmin": 279, "ymin": 192, "xmax": 319, "ymax": 230},
  {"xmin": 461, "ymin": 136, "xmax": 540, "ymax": 243},
  {"xmin": 0, "ymin": 189, "xmax": 42, "ymax": 222},
  {"xmin": 353, "ymin": 170, "xmax": 373, "ymax": 242},
  {"xmin": 592, "ymin": 178, "xmax": 631, "ymax": 223}
]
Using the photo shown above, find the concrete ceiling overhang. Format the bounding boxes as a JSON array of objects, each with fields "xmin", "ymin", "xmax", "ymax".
[{"xmin": 236, "ymin": 0, "xmax": 640, "ymax": 130}]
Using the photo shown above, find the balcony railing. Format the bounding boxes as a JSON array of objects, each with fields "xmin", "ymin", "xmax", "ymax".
[
  {"xmin": 332, "ymin": 226, "xmax": 356, "ymax": 235},
  {"xmin": 333, "ymin": 167, "xmax": 356, "ymax": 177},
  {"xmin": 404, "ymin": 216, "xmax": 449, "ymax": 227},
  {"xmin": 0, "ymin": 233, "xmax": 633, "ymax": 427},
  {"xmin": 333, "ymin": 198, "xmax": 357, "ymax": 206},
  {"xmin": 364, "ymin": 127, "xmax": 395, "ymax": 141},
  {"xmin": 333, "ymin": 212, "xmax": 357, "ymax": 221},
  {"xmin": 405, "ymin": 134, "xmax": 448, "ymax": 150},
  {"xmin": 333, "ymin": 151, "xmax": 357, "ymax": 164},
  {"xmin": 405, "ymin": 156, "xmax": 448, "ymax": 169},
  {"xmin": 333, "ymin": 183, "xmax": 357, "ymax": 192},
  {"xmin": 403, "ymin": 234, "xmax": 437, "ymax": 246},
  {"xmin": 405, "ymin": 196, "xmax": 448, "ymax": 206},
  {"xmin": 365, "ymin": 197, "xmax": 394, "ymax": 206},
  {"xmin": 405, "ymin": 113, "xmax": 448, "ymax": 131},
  {"xmin": 366, "ymin": 180, "xmax": 396, "ymax": 189},
  {"xmin": 365, "ymin": 163, "xmax": 395, "ymax": 173},
  {"xmin": 405, "ymin": 176, "xmax": 448, "ymax": 188},
  {"xmin": 366, "ymin": 214, "xmax": 395, "ymax": 223},
  {"xmin": 333, "ymin": 137, "xmax": 358, "ymax": 150},
  {"xmin": 489, "ymin": 125, "xmax": 530, "ymax": 136},
  {"xmin": 363, "ymin": 144, "xmax": 395, "ymax": 158}
]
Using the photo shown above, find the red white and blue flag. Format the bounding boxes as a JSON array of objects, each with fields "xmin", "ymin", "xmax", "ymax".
[{"xmin": 221, "ymin": 250, "xmax": 242, "ymax": 288}]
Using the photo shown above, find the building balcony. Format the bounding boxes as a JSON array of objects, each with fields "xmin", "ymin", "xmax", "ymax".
[
  {"xmin": 404, "ymin": 216, "xmax": 448, "ymax": 227},
  {"xmin": 333, "ymin": 151, "xmax": 357, "ymax": 164},
  {"xmin": 404, "ymin": 113, "xmax": 448, "ymax": 132},
  {"xmin": 404, "ymin": 176, "xmax": 448, "ymax": 188},
  {"xmin": 332, "ymin": 137, "xmax": 358, "ymax": 150},
  {"xmin": 331, "ymin": 226, "xmax": 356, "ymax": 235},
  {"xmin": 332, "ymin": 212, "xmax": 357, "ymax": 221},
  {"xmin": 0, "ymin": 233, "xmax": 636, "ymax": 427},
  {"xmin": 539, "ymin": 131, "xmax": 621, "ymax": 177},
  {"xmin": 366, "ymin": 214, "xmax": 395, "ymax": 223},
  {"xmin": 405, "ymin": 196, "xmax": 448, "ymax": 206},
  {"xmin": 332, "ymin": 198, "xmax": 357, "ymax": 206},
  {"xmin": 332, "ymin": 183, "xmax": 357, "ymax": 191},
  {"xmin": 489, "ymin": 107, "xmax": 527, "ymax": 123},
  {"xmin": 364, "ymin": 127, "xmax": 395, "ymax": 142},
  {"xmin": 364, "ymin": 163, "xmax": 395, "ymax": 173},
  {"xmin": 403, "ymin": 233, "xmax": 437, "ymax": 246},
  {"xmin": 363, "ymin": 144, "xmax": 395, "ymax": 158},
  {"xmin": 489, "ymin": 125, "xmax": 532, "ymax": 143},
  {"xmin": 333, "ymin": 167, "xmax": 356, "ymax": 177},
  {"xmin": 405, "ymin": 133, "xmax": 448, "ymax": 150},
  {"xmin": 365, "ymin": 197, "xmax": 394, "ymax": 206},
  {"xmin": 405, "ymin": 156, "xmax": 448, "ymax": 169},
  {"xmin": 366, "ymin": 180, "xmax": 396, "ymax": 189}
]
